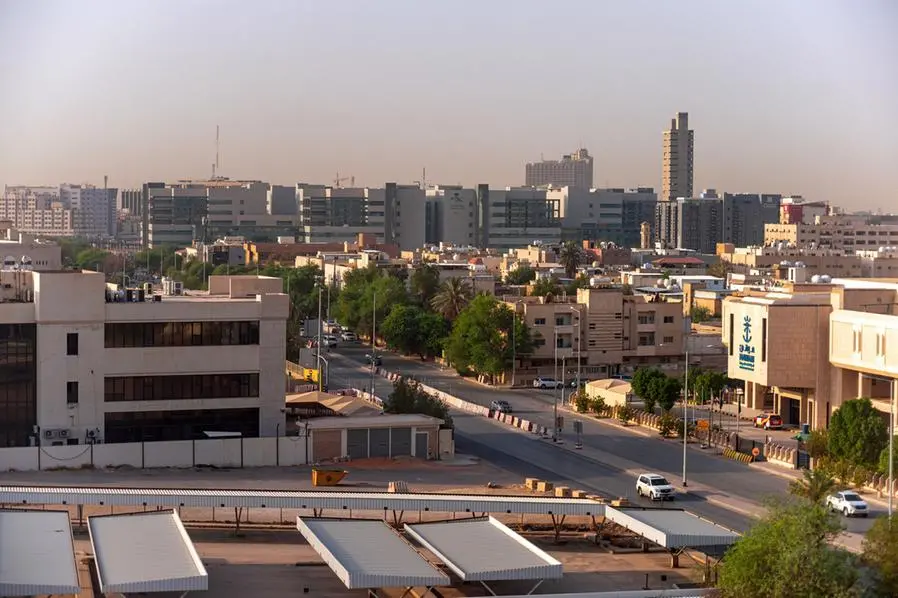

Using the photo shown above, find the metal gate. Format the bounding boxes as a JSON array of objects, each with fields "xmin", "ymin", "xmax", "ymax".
[
  {"xmin": 369, "ymin": 428, "xmax": 390, "ymax": 458},
  {"xmin": 415, "ymin": 432, "xmax": 429, "ymax": 459},
  {"xmin": 390, "ymin": 428, "xmax": 412, "ymax": 457},
  {"xmin": 347, "ymin": 429, "xmax": 369, "ymax": 460},
  {"xmin": 797, "ymin": 449, "xmax": 811, "ymax": 469}
]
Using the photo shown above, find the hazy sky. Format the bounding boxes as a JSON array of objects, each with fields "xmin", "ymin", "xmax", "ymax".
[{"xmin": 1, "ymin": 1, "xmax": 896, "ymax": 209}]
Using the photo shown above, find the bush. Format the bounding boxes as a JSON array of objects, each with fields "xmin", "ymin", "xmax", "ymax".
[
  {"xmin": 831, "ymin": 458, "xmax": 854, "ymax": 485},
  {"xmin": 879, "ymin": 437, "xmax": 898, "ymax": 475},
  {"xmin": 617, "ymin": 404, "xmax": 634, "ymax": 425},
  {"xmin": 590, "ymin": 397, "xmax": 606, "ymax": 416},
  {"xmin": 806, "ymin": 429, "xmax": 830, "ymax": 459},
  {"xmin": 658, "ymin": 412, "xmax": 680, "ymax": 437},
  {"xmin": 851, "ymin": 465, "xmax": 871, "ymax": 489},
  {"xmin": 573, "ymin": 392, "xmax": 590, "ymax": 413}
]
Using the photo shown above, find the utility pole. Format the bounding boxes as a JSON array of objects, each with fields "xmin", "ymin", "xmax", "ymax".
[
  {"xmin": 553, "ymin": 327, "xmax": 559, "ymax": 442},
  {"xmin": 683, "ymin": 346, "xmax": 689, "ymax": 488},
  {"xmin": 890, "ymin": 379, "xmax": 894, "ymax": 525},
  {"xmin": 369, "ymin": 292, "xmax": 377, "ymax": 399}
]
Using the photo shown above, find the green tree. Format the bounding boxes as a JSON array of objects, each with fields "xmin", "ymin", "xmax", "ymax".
[
  {"xmin": 691, "ymin": 305, "xmax": 713, "ymax": 323},
  {"xmin": 788, "ymin": 468, "xmax": 837, "ymax": 503},
  {"xmin": 444, "ymin": 295, "xmax": 532, "ymax": 382},
  {"xmin": 558, "ymin": 241, "xmax": 584, "ymax": 279},
  {"xmin": 879, "ymin": 437, "xmax": 897, "ymax": 475},
  {"xmin": 409, "ymin": 264, "xmax": 441, "ymax": 308},
  {"xmin": 335, "ymin": 267, "xmax": 408, "ymax": 338},
  {"xmin": 828, "ymin": 398, "xmax": 888, "ymax": 468},
  {"xmin": 505, "ymin": 265, "xmax": 536, "ymax": 285},
  {"xmin": 631, "ymin": 368, "xmax": 666, "ymax": 413},
  {"xmin": 863, "ymin": 514, "xmax": 898, "ymax": 597},
  {"xmin": 693, "ymin": 370, "xmax": 728, "ymax": 404},
  {"xmin": 384, "ymin": 378, "xmax": 453, "ymax": 428},
  {"xmin": 564, "ymin": 274, "xmax": 590, "ymax": 295},
  {"xmin": 381, "ymin": 305, "xmax": 449, "ymax": 359},
  {"xmin": 430, "ymin": 277, "xmax": 473, "ymax": 320},
  {"xmin": 651, "ymin": 376, "xmax": 682, "ymax": 412},
  {"xmin": 708, "ymin": 260, "xmax": 733, "ymax": 279},
  {"xmin": 718, "ymin": 500, "xmax": 859, "ymax": 598},
  {"xmin": 530, "ymin": 277, "xmax": 561, "ymax": 297}
]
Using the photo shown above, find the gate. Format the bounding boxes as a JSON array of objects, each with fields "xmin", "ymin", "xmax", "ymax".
[{"xmin": 797, "ymin": 449, "xmax": 811, "ymax": 469}]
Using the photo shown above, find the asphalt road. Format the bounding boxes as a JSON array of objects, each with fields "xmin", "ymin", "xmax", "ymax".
[{"xmin": 326, "ymin": 344, "xmax": 880, "ymax": 538}]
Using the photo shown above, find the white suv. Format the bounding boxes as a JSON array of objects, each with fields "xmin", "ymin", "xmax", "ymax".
[
  {"xmin": 533, "ymin": 376, "xmax": 562, "ymax": 389},
  {"xmin": 636, "ymin": 473, "xmax": 676, "ymax": 501}
]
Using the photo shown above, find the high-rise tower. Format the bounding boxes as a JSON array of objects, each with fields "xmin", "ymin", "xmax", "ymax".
[{"xmin": 661, "ymin": 112, "xmax": 694, "ymax": 202}]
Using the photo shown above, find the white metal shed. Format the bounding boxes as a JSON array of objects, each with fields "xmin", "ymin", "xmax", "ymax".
[
  {"xmin": 296, "ymin": 517, "xmax": 449, "ymax": 590},
  {"xmin": 88, "ymin": 510, "xmax": 208, "ymax": 595},
  {"xmin": 0, "ymin": 510, "xmax": 80, "ymax": 597}
]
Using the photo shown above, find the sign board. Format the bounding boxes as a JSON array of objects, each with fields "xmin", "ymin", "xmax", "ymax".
[
  {"xmin": 738, "ymin": 315, "xmax": 756, "ymax": 372},
  {"xmin": 696, "ymin": 419, "xmax": 709, "ymax": 430}
]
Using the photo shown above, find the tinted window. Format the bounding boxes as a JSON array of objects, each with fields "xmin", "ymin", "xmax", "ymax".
[
  {"xmin": 105, "ymin": 321, "xmax": 260, "ymax": 348},
  {"xmin": 843, "ymin": 493, "xmax": 861, "ymax": 502},
  {"xmin": 651, "ymin": 477, "xmax": 671, "ymax": 486}
]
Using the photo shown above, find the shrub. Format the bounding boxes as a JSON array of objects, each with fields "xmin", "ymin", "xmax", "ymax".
[
  {"xmin": 851, "ymin": 465, "xmax": 871, "ymax": 489},
  {"xmin": 617, "ymin": 404, "xmax": 634, "ymax": 425},
  {"xmin": 573, "ymin": 391, "xmax": 590, "ymax": 413},
  {"xmin": 658, "ymin": 412, "xmax": 680, "ymax": 437},
  {"xmin": 805, "ymin": 429, "xmax": 830, "ymax": 459},
  {"xmin": 831, "ymin": 459, "xmax": 854, "ymax": 485},
  {"xmin": 590, "ymin": 397, "xmax": 606, "ymax": 416}
]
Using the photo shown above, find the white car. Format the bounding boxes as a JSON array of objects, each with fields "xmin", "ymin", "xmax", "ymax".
[
  {"xmin": 321, "ymin": 335, "xmax": 339, "ymax": 347},
  {"xmin": 636, "ymin": 473, "xmax": 676, "ymax": 501},
  {"xmin": 533, "ymin": 376, "xmax": 563, "ymax": 389},
  {"xmin": 826, "ymin": 491, "xmax": 869, "ymax": 517},
  {"xmin": 340, "ymin": 331, "xmax": 358, "ymax": 342}
]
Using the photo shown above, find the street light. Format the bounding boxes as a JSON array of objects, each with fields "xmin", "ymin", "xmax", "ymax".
[
  {"xmin": 569, "ymin": 306, "xmax": 582, "ymax": 392},
  {"xmin": 316, "ymin": 278, "xmax": 324, "ymax": 392},
  {"xmin": 369, "ymin": 291, "xmax": 377, "ymax": 399},
  {"xmin": 510, "ymin": 300, "xmax": 523, "ymax": 387}
]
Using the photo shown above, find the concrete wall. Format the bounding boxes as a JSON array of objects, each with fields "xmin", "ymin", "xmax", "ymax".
[{"xmin": 0, "ymin": 436, "xmax": 309, "ymax": 472}]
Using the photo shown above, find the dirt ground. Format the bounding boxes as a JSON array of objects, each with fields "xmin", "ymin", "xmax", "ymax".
[{"xmin": 68, "ymin": 528, "xmax": 702, "ymax": 598}]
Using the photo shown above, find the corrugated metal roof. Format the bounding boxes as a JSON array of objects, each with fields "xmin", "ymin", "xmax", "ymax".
[
  {"xmin": 404, "ymin": 516, "xmax": 562, "ymax": 581},
  {"xmin": 88, "ymin": 510, "xmax": 208, "ymax": 594},
  {"xmin": 604, "ymin": 507, "xmax": 739, "ymax": 549},
  {"xmin": 307, "ymin": 414, "xmax": 443, "ymax": 429},
  {"xmin": 493, "ymin": 591, "xmax": 713, "ymax": 598},
  {"xmin": 0, "ymin": 510, "xmax": 80, "ymax": 596},
  {"xmin": 0, "ymin": 485, "xmax": 602, "ymax": 516},
  {"xmin": 296, "ymin": 518, "xmax": 449, "ymax": 589}
]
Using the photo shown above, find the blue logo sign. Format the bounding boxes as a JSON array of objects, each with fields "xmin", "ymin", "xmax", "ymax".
[{"xmin": 738, "ymin": 315, "xmax": 756, "ymax": 372}]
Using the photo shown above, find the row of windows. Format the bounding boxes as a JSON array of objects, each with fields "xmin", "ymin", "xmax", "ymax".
[
  {"xmin": 105, "ymin": 321, "xmax": 260, "ymax": 348},
  {"xmin": 104, "ymin": 408, "xmax": 260, "ymax": 443},
  {"xmin": 104, "ymin": 373, "xmax": 260, "ymax": 402},
  {"xmin": 0, "ymin": 324, "xmax": 37, "ymax": 448}
]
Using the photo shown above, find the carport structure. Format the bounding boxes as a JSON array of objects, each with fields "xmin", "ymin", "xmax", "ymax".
[
  {"xmin": 296, "ymin": 517, "xmax": 449, "ymax": 597},
  {"xmin": 88, "ymin": 509, "xmax": 208, "ymax": 596},
  {"xmin": 405, "ymin": 516, "xmax": 563, "ymax": 595},
  {"xmin": 602, "ymin": 507, "xmax": 739, "ymax": 568},
  {"xmin": 0, "ymin": 510, "xmax": 80, "ymax": 597}
]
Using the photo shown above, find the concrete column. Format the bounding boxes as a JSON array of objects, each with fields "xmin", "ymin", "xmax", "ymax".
[{"xmin": 858, "ymin": 372, "xmax": 873, "ymax": 399}]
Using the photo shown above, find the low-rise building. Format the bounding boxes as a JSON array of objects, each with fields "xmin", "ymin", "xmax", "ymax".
[
  {"xmin": 0, "ymin": 226, "xmax": 62, "ymax": 270},
  {"xmin": 0, "ymin": 271, "xmax": 288, "ymax": 448}
]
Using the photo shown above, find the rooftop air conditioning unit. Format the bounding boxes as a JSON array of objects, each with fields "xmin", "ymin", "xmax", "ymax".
[
  {"xmin": 58, "ymin": 429, "xmax": 70, "ymax": 439},
  {"xmin": 43, "ymin": 429, "xmax": 57, "ymax": 440}
]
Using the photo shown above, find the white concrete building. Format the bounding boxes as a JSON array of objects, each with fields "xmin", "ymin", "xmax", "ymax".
[
  {"xmin": 0, "ymin": 225, "xmax": 62, "ymax": 270},
  {"xmin": 59, "ymin": 184, "xmax": 117, "ymax": 237},
  {"xmin": 0, "ymin": 271, "xmax": 288, "ymax": 448},
  {"xmin": 425, "ymin": 186, "xmax": 478, "ymax": 246},
  {"xmin": 477, "ymin": 186, "xmax": 562, "ymax": 251},
  {"xmin": 525, "ymin": 148, "xmax": 594, "ymax": 189}
]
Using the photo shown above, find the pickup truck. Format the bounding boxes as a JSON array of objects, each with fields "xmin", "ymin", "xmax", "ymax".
[{"xmin": 825, "ymin": 491, "xmax": 869, "ymax": 517}]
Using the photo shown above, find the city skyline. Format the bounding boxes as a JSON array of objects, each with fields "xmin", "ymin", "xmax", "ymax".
[{"xmin": 1, "ymin": 0, "xmax": 896, "ymax": 209}]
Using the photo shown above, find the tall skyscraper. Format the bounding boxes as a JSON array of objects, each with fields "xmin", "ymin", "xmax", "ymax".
[
  {"xmin": 525, "ymin": 148, "xmax": 594, "ymax": 189},
  {"xmin": 661, "ymin": 112, "xmax": 694, "ymax": 202}
]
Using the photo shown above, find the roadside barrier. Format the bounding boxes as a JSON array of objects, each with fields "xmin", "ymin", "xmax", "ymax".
[{"xmin": 722, "ymin": 448, "xmax": 753, "ymax": 464}]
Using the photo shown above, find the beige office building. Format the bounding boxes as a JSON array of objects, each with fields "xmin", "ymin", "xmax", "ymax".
[
  {"xmin": 525, "ymin": 149, "xmax": 594, "ymax": 189},
  {"xmin": 764, "ymin": 214, "xmax": 898, "ymax": 250},
  {"xmin": 0, "ymin": 271, "xmax": 288, "ymax": 448},
  {"xmin": 661, "ymin": 112, "xmax": 694, "ymax": 202},
  {"xmin": 722, "ymin": 279, "xmax": 898, "ymax": 431}
]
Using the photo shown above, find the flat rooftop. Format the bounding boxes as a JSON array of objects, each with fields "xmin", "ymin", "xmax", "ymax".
[{"xmin": 0, "ymin": 510, "xmax": 80, "ymax": 596}]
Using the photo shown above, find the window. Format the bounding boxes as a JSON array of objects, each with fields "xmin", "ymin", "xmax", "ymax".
[
  {"xmin": 105, "ymin": 321, "xmax": 260, "ymax": 348},
  {"xmin": 663, "ymin": 336, "xmax": 674, "ymax": 344},
  {"xmin": 555, "ymin": 317, "xmax": 566, "ymax": 326},
  {"xmin": 66, "ymin": 333, "xmax": 79, "ymax": 356},
  {"xmin": 534, "ymin": 318, "xmax": 546, "ymax": 326},
  {"xmin": 663, "ymin": 316, "xmax": 675, "ymax": 324},
  {"xmin": 66, "ymin": 381, "xmax": 79, "ymax": 405},
  {"xmin": 104, "ymin": 373, "xmax": 260, "ymax": 402},
  {"xmin": 638, "ymin": 313, "xmax": 655, "ymax": 325}
]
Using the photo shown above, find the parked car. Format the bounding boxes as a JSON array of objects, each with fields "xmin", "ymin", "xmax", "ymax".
[
  {"xmin": 753, "ymin": 413, "xmax": 783, "ymax": 430},
  {"xmin": 826, "ymin": 491, "xmax": 869, "ymax": 517},
  {"xmin": 365, "ymin": 353, "xmax": 382, "ymax": 366},
  {"xmin": 636, "ymin": 473, "xmax": 676, "ymax": 501},
  {"xmin": 490, "ymin": 400, "xmax": 512, "ymax": 414},
  {"xmin": 321, "ymin": 335, "xmax": 339, "ymax": 348},
  {"xmin": 340, "ymin": 331, "xmax": 358, "ymax": 342},
  {"xmin": 533, "ymin": 376, "xmax": 563, "ymax": 389}
]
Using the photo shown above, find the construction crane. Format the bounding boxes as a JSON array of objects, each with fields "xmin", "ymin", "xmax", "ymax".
[{"xmin": 334, "ymin": 173, "xmax": 355, "ymax": 187}]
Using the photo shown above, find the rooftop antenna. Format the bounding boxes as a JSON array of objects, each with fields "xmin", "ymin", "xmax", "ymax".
[{"xmin": 212, "ymin": 125, "xmax": 220, "ymax": 179}]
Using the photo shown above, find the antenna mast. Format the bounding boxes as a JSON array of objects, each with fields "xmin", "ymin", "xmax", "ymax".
[{"xmin": 213, "ymin": 125, "xmax": 220, "ymax": 179}]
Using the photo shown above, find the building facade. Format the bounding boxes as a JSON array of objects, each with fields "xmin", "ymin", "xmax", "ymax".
[
  {"xmin": 525, "ymin": 148, "xmax": 594, "ymax": 189},
  {"xmin": 661, "ymin": 112, "xmax": 694, "ymax": 202},
  {"xmin": 1, "ymin": 185, "xmax": 116, "ymax": 238},
  {"xmin": 478, "ymin": 186, "xmax": 562, "ymax": 251},
  {"xmin": 424, "ymin": 186, "xmax": 478, "ymax": 246},
  {"xmin": 721, "ymin": 193, "xmax": 782, "ymax": 247},
  {"xmin": 655, "ymin": 197, "xmax": 723, "ymax": 253},
  {"xmin": 0, "ymin": 271, "xmax": 288, "ymax": 448}
]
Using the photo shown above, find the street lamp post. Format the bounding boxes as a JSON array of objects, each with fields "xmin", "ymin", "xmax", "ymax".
[
  {"xmin": 510, "ymin": 300, "xmax": 522, "ymax": 387},
  {"xmin": 369, "ymin": 292, "xmax": 377, "ymax": 400},
  {"xmin": 570, "ymin": 307, "xmax": 582, "ymax": 391},
  {"xmin": 316, "ymin": 280, "xmax": 324, "ymax": 392},
  {"xmin": 890, "ymin": 379, "xmax": 894, "ymax": 524},
  {"xmin": 683, "ymin": 344, "xmax": 689, "ymax": 488},
  {"xmin": 553, "ymin": 326, "xmax": 559, "ymax": 442}
]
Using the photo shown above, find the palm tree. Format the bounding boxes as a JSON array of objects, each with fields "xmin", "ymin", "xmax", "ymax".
[
  {"xmin": 789, "ymin": 468, "xmax": 837, "ymax": 503},
  {"xmin": 430, "ymin": 277, "xmax": 473, "ymax": 319},
  {"xmin": 559, "ymin": 241, "xmax": 584, "ymax": 279}
]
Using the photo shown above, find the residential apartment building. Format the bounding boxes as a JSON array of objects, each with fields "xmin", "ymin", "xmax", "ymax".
[
  {"xmin": 505, "ymin": 286, "xmax": 684, "ymax": 382},
  {"xmin": 1, "ymin": 184, "xmax": 116, "ymax": 238},
  {"xmin": 719, "ymin": 245, "xmax": 898, "ymax": 279},
  {"xmin": 722, "ymin": 279, "xmax": 898, "ymax": 432},
  {"xmin": 477, "ymin": 186, "xmax": 562, "ymax": 251},
  {"xmin": 525, "ymin": 148, "xmax": 594, "ymax": 189},
  {"xmin": 424, "ymin": 186, "xmax": 478, "ymax": 246},
  {"xmin": 299, "ymin": 183, "xmax": 425, "ymax": 251},
  {"xmin": 655, "ymin": 197, "xmax": 723, "ymax": 253},
  {"xmin": 721, "ymin": 193, "xmax": 782, "ymax": 247},
  {"xmin": 0, "ymin": 271, "xmax": 288, "ymax": 448},
  {"xmin": 779, "ymin": 197, "xmax": 828, "ymax": 225},
  {"xmin": 764, "ymin": 214, "xmax": 898, "ymax": 251},
  {"xmin": 661, "ymin": 112, "xmax": 694, "ymax": 202}
]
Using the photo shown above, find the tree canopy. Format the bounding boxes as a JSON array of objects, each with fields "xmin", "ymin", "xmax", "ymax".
[
  {"xmin": 384, "ymin": 378, "xmax": 452, "ymax": 428},
  {"xmin": 558, "ymin": 241, "xmax": 584, "ymax": 279},
  {"xmin": 717, "ymin": 500, "xmax": 859, "ymax": 598},
  {"xmin": 409, "ymin": 264, "xmax": 441, "ymax": 307},
  {"xmin": 430, "ymin": 277, "xmax": 473, "ymax": 320},
  {"xmin": 530, "ymin": 277, "xmax": 561, "ymax": 298},
  {"xmin": 335, "ymin": 266, "xmax": 409, "ymax": 338},
  {"xmin": 380, "ymin": 304, "xmax": 448, "ymax": 359},
  {"xmin": 631, "ymin": 368, "xmax": 666, "ymax": 413},
  {"xmin": 788, "ymin": 468, "xmax": 837, "ymax": 503},
  {"xmin": 444, "ymin": 294, "xmax": 533, "ymax": 382},
  {"xmin": 505, "ymin": 265, "xmax": 536, "ymax": 285},
  {"xmin": 863, "ymin": 514, "xmax": 898, "ymax": 597},
  {"xmin": 828, "ymin": 398, "xmax": 888, "ymax": 468}
]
